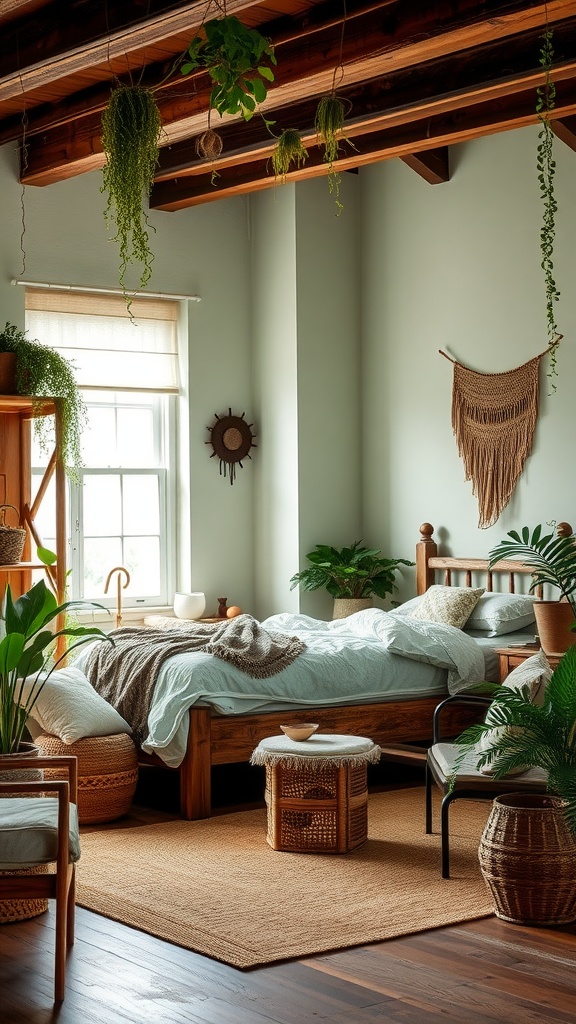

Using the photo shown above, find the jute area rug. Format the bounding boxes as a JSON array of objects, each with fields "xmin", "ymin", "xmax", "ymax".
[{"xmin": 76, "ymin": 787, "xmax": 494, "ymax": 969}]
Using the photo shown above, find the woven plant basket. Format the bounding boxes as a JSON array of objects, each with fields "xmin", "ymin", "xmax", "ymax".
[
  {"xmin": 479, "ymin": 792, "xmax": 576, "ymax": 926},
  {"xmin": 0, "ymin": 504, "xmax": 26, "ymax": 565},
  {"xmin": 35, "ymin": 732, "xmax": 138, "ymax": 824},
  {"xmin": 332, "ymin": 598, "xmax": 372, "ymax": 620}
]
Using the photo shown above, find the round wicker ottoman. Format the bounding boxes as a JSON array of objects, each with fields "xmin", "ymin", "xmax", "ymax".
[
  {"xmin": 251, "ymin": 734, "xmax": 382, "ymax": 854},
  {"xmin": 35, "ymin": 733, "xmax": 139, "ymax": 824}
]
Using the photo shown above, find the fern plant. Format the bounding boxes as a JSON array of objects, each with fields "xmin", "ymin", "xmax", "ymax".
[
  {"xmin": 488, "ymin": 524, "xmax": 576, "ymax": 617},
  {"xmin": 290, "ymin": 542, "xmax": 413, "ymax": 600},
  {"xmin": 453, "ymin": 645, "xmax": 576, "ymax": 837}
]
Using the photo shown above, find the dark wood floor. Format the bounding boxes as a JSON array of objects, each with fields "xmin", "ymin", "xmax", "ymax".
[{"xmin": 2, "ymin": 762, "xmax": 576, "ymax": 1022}]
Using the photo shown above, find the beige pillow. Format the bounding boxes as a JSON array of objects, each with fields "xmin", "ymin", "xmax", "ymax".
[
  {"xmin": 410, "ymin": 585, "xmax": 485, "ymax": 628},
  {"xmin": 479, "ymin": 650, "xmax": 552, "ymax": 775}
]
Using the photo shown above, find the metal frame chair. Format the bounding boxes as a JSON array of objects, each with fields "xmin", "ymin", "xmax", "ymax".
[
  {"xmin": 0, "ymin": 755, "xmax": 79, "ymax": 1002},
  {"xmin": 425, "ymin": 694, "xmax": 547, "ymax": 878}
]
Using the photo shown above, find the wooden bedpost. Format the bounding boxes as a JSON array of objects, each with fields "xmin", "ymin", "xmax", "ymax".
[
  {"xmin": 416, "ymin": 523, "xmax": 436, "ymax": 595},
  {"xmin": 180, "ymin": 707, "xmax": 212, "ymax": 820}
]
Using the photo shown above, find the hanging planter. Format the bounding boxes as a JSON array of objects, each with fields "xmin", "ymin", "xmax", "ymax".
[
  {"xmin": 314, "ymin": 94, "xmax": 354, "ymax": 213},
  {"xmin": 182, "ymin": 16, "xmax": 276, "ymax": 123},
  {"xmin": 271, "ymin": 129, "xmax": 309, "ymax": 184},
  {"xmin": 100, "ymin": 84, "xmax": 163, "ymax": 294},
  {"xmin": 536, "ymin": 27, "xmax": 562, "ymax": 386}
]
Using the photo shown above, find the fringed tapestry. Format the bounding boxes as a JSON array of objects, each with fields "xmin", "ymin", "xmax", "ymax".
[{"xmin": 441, "ymin": 351, "xmax": 543, "ymax": 529}]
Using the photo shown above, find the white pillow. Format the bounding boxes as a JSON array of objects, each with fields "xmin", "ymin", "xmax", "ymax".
[
  {"xmin": 478, "ymin": 650, "xmax": 552, "ymax": 775},
  {"xmin": 410, "ymin": 585, "xmax": 485, "ymax": 628},
  {"xmin": 19, "ymin": 666, "xmax": 132, "ymax": 745},
  {"xmin": 464, "ymin": 592, "xmax": 536, "ymax": 637}
]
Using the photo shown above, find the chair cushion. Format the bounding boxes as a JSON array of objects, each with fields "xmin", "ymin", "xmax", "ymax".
[
  {"xmin": 429, "ymin": 742, "xmax": 547, "ymax": 787},
  {"xmin": 0, "ymin": 798, "xmax": 80, "ymax": 870}
]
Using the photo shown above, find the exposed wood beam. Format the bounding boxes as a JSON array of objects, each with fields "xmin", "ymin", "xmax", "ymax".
[
  {"xmin": 150, "ymin": 76, "xmax": 576, "ymax": 209},
  {"xmin": 400, "ymin": 148, "xmax": 450, "ymax": 183},
  {"xmin": 551, "ymin": 114, "xmax": 576, "ymax": 150},
  {"xmin": 16, "ymin": 0, "xmax": 576, "ymax": 185}
]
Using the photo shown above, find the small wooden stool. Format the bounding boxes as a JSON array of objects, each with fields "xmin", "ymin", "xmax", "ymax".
[
  {"xmin": 251, "ymin": 734, "xmax": 381, "ymax": 853},
  {"xmin": 35, "ymin": 732, "xmax": 138, "ymax": 824}
]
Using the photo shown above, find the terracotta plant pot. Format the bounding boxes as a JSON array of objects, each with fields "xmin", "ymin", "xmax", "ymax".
[
  {"xmin": 479, "ymin": 792, "xmax": 576, "ymax": 926},
  {"xmin": 534, "ymin": 601, "xmax": 576, "ymax": 655}
]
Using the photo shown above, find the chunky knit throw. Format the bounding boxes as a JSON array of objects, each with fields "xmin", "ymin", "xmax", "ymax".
[{"xmin": 448, "ymin": 353, "xmax": 541, "ymax": 529}]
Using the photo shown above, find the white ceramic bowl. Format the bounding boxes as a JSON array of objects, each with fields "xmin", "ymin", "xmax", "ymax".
[
  {"xmin": 280, "ymin": 723, "xmax": 319, "ymax": 742},
  {"xmin": 173, "ymin": 592, "xmax": 206, "ymax": 620}
]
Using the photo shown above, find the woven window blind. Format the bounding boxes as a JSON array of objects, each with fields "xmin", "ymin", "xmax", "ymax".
[{"xmin": 25, "ymin": 288, "xmax": 180, "ymax": 393}]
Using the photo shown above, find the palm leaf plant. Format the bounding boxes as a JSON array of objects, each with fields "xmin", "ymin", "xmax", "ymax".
[
  {"xmin": 101, "ymin": 84, "xmax": 163, "ymax": 294},
  {"xmin": 290, "ymin": 541, "xmax": 414, "ymax": 600},
  {"xmin": 488, "ymin": 524, "xmax": 576, "ymax": 617},
  {"xmin": 452, "ymin": 644, "xmax": 576, "ymax": 837},
  {"xmin": 0, "ymin": 578, "xmax": 111, "ymax": 754}
]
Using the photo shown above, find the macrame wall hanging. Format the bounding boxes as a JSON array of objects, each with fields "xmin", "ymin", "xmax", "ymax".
[{"xmin": 440, "ymin": 346, "xmax": 556, "ymax": 529}]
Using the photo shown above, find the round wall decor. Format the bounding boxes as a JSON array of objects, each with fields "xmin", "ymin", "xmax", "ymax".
[{"xmin": 206, "ymin": 409, "xmax": 257, "ymax": 485}]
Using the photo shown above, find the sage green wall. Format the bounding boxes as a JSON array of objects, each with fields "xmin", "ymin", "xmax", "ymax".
[
  {"xmin": 0, "ymin": 143, "xmax": 256, "ymax": 616},
  {"xmin": 360, "ymin": 127, "xmax": 576, "ymax": 601},
  {"xmin": 250, "ymin": 176, "xmax": 362, "ymax": 621}
]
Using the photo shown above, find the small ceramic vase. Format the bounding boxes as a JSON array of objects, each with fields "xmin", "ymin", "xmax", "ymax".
[{"xmin": 173, "ymin": 592, "xmax": 206, "ymax": 620}]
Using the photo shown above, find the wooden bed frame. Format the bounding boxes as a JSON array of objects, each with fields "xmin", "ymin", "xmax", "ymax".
[{"xmin": 138, "ymin": 522, "xmax": 560, "ymax": 820}]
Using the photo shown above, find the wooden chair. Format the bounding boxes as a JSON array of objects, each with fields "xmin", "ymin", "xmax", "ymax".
[
  {"xmin": 425, "ymin": 695, "xmax": 548, "ymax": 878},
  {"xmin": 0, "ymin": 755, "xmax": 80, "ymax": 1002}
]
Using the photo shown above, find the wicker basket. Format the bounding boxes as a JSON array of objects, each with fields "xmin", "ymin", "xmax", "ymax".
[
  {"xmin": 0, "ymin": 504, "xmax": 26, "ymax": 565},
  {"xmin": 35, "ymin": 733, "xmax": 139, "ymax": 824},
  {"xmin": 479, "ymin": 792, "xmax": 576, "ymax": 925},
  {"xmin": 264, "ymin": 760, "xmax": 369, "ymax": 854}
]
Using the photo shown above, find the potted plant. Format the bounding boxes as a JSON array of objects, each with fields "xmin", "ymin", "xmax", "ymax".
[
  {"xmin": 290, "ymin": 541, "xmax": 414, "ymax": 619},
  {"xmin": 453, "ymin": 645, "xmax": 576, "ymax": 925},
  {"xmin": 0, "ymin": 577, "xmax": 110, "ymax": 756},
  {"xmin": 0, "ymin": 322, "xmax": 86, "ymax": 480},
  {"xmin": 488, "ymin": 523, "xmax": 576, "ymax": 654}
]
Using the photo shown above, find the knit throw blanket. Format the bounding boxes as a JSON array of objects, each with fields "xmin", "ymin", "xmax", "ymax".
[
  {"xmin": 451, "ymin": 354, "xmax": 541, "ymax": 529},
  {"xmin": 83, "ymin": 615, "xmax": 306, "ymax": 745}
]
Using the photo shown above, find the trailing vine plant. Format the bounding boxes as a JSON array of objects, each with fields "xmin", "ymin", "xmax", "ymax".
[
  {"xmin": 314, "ymin": 1, "xmax": 355, "ymax": 212},
  {"xmin": 536, "ymin": 25, "xmax": 562, "ymax": 388},
  {"xmin": 271, "ymin": 128, "xmax": 309, "ymax": 184},
  {"xmin": 100, "ymin": 84, "xmax": 163, "ymax": 296}
]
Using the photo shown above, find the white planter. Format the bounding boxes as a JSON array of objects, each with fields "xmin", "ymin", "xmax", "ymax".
[{"xmin": 173, "ymin": 592, "xmax": 206, "ymax": 620}]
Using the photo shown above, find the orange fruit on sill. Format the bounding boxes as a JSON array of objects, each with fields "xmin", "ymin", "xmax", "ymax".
[{"xmin": 226, "ymin": 606, "xmax": 242, "ymax": 618}]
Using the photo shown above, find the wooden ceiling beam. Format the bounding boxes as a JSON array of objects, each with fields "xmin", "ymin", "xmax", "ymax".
[
  {"xmin": 400, "ymin": 148, "xmax": 450, "ymax": 184},
  {"xmin": 150, "ymin": 76, "xmax": 576, "ymax": 209},
  {"xmin": 551, "ymin": 114, "xmax": 576, "ymax": 151},
  {"xmin": 15, "ymin": 1, "xmax": 576, "ymax": 185}
]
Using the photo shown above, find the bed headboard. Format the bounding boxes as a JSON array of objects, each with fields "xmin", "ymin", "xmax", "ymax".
[{"xmin": 415, "ymin": 521, "xmax": 573, "ymax": 596}]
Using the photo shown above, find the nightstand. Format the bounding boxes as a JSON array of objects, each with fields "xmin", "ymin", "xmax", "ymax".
[{"xmin": 496, "ymin": 644, "xmax": 562, "ymax": 683}]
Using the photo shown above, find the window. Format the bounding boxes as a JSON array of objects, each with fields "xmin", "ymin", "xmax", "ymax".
[{"xmin": 26, "ymin": 289, "xmax": 182, "ymax": 610}]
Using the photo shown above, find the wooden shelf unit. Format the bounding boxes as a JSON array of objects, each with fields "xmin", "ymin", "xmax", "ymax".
[{"xmin": 0, "ymin": 395, "xmax": 66, "ymax": 653}]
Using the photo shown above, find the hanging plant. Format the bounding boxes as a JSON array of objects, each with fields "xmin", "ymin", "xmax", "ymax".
[
  {"xmin": 195, "ymin": 127, "xmax": 223, "ymax": 187},
  {"xmin": 100, "ymin": 84, "xmax": 163, "ymax": 294},
  {"xmin": 536, "ymin": 26, "xmax": 561, "ymax": 386},
  {"xmin": 181, "ymin": 16, "xmax": 276, "ymax": 123},
  {"xmin": 314, "ymin": 94, "xmax": 354, "ymax": 213},
  {"xmin": 271, "ymin": 129, "xmax": 309, "ymax": 184},
  {"xmin": 0, "ymin": 323, "xmax": 86, "ymax": 480}
]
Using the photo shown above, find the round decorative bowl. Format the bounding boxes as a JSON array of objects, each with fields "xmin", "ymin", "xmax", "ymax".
[
  {"xmin": 280, "ymin": 723, "xmax": 319, "ymax": 742},
  {"xmin": 173, "ymin": 591, "xmax": 206, "ymax": 620}
]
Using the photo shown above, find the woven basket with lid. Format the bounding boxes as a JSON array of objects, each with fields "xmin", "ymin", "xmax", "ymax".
[{"xmin": 0, "ymin": 504, "xmax": 26, "ymax": 564}]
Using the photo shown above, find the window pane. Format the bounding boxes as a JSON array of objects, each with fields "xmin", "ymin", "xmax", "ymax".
[
  {"xmin": 83, "ymin": 476, "xmax": 121, "ymax": 535},
  {"xmin": 117, "ymin": 408, "xmax": 155, "ymax": 466},
  {"xmin": 123, "ymin": 537, "xmax": 161, "ymax": 595},
  {"xmin": 123, "ymin": 475, "xmax": 160, "ymax": 534},
  {"xmin": 83, "ymin": 537, "xmax": 122, "ymax": 597},
  {"xmin": 83, "ymin": 407, "xmax": 117, "ymax": 466}
]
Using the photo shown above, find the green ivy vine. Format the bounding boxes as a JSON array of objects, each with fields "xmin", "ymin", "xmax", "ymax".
[{"xmin": 536, "ymin": 27, "xmax": 561, "ymax": 385}]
